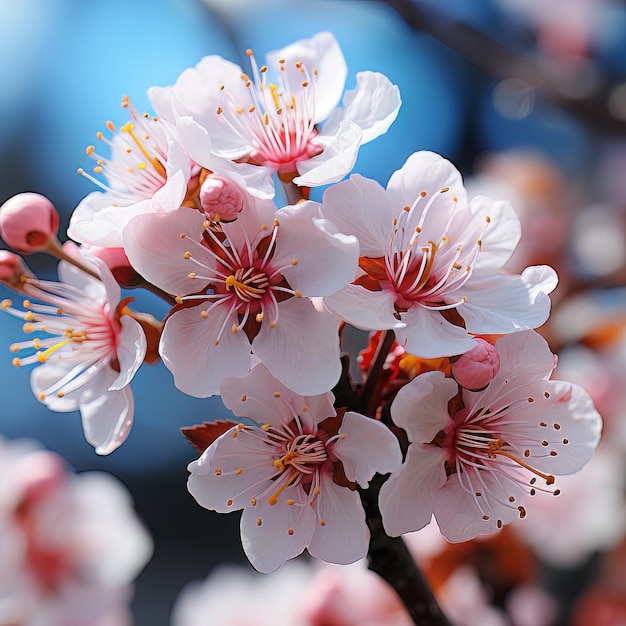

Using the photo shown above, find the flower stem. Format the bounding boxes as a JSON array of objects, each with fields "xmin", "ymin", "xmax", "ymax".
[
  {"xmin": 360, "ymin": 474, "xmax": 451, "ymax": 626},
  {"xmin": 356, "ymin": 328, "xmax": 450, "ymax": 625}
]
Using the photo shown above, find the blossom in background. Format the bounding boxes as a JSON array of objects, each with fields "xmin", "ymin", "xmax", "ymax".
[
  {"xmin": 1, "ymin": 247, "xmax": 146, "ymax": 454},
  {"xmin": 124, "ymin": 198, "xmax": 358, "ymax": 396},
  {"xmin": 148, "ymin": 31, "xmax": 401, "ymax": 188},
  {"xmin": 322, "ymin": 151, "xmax": 558, "ymax": 358},
  {"xmin": 186, "ymin": 362, "xmax": 402, "ymax": 572},
  {"xmin": 379, "ymin": 330, "xmax": 602, "ymax": 542},
  {"xmin": 0, "ymin": 437, "xmax": 152, "ymax": 626}
]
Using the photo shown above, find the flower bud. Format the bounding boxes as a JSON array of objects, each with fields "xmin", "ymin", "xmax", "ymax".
[
  {"xmin": 451, "ymin": 338, "xmax": 500, "ymax": 391},
  {"xmin": 0, "ymin": 193, "xmax": 60, "ymax": 253},
  {"xmin": 0, "ymin": 249, "xmax": 32, "ymax": 289},
  {"xmin": 199, "ymin": 174, "xmax": 244, "ymax": 222}
]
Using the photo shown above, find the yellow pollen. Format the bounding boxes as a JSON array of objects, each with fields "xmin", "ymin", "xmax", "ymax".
[
  {"xmin": 9, "ymin": 344, "xmax": 19, "ymax": 353},
  {"xmin": 287, "ymin": 499, "xmax": 296, "ymax": 506},
  {"xmin": 256, "ymin": 518, "xmax": 262, "ymax": 526},
  {"xmin": 255, "ymin": 312, "xmax": 264, "ymax": 322},
  {"xmin": 273, "ymin": 392, "xmax": 281, "ymax": 398},
  {"xmin": 313, "ymin": 486, "xmax": 321, "ymax": 496},
  {"xmin": 179, "ymin": 232, "xmax": 187, "ymax": 239},
  {"xmin": 24, "ymin": 310, "xmax": 34, "ymax": 321},
  {"xmin": 485, "ymin": 216, "xmax": 491, "ymax": 223},
  {"xmin": 251, "ymin": 497, "xmax": 257, "ymax": 506},
  {"xmin": 106, "ymin": 120, "xmax": 115, "ymax": 131},
  {"xmin": 235, "ymin": 468, "xmax": 243, "ymax": 475},
  {"xmin": 183, "ymin": 251, "xmax": 192, "ymax": 260},
  {"xmin": 269, "ymin": 321, "xmax": 278, "ymax": 328},
  {"xmin": 227, "ymin": 499, "xmax": 233, "ymax": 506},
  {"xmin": 291, "ymin": 259, "xmax": 298, "ymax": 265},
  {"xmin": 23, "ymin": 323, "xmax": 35, "ymax": 333},
  {"xmin": 200, "ymin": 310, "xmax": 209, "ymax": 319},
  {"xmin": 440, "ymin": 186, "xmax": 449, "ymax": 193},
  {"xmin": 12, "ymin": 358, "xmax": 21, "ymax": 367},
  {"xmin": 288, "ymin": 528, "xmax": 294, "ymax": 536},
  {"xmin": 420, "ymin": 190, "xmax": 427, "ymax": 197},
  {"xmin": 1, "ymin": 299, "xmax": 12, "ymax": 309},
  {"xmin": 187, "ymin": 273, "xmax": 197, "ymax": 279},
  {"xmin": 93, "ymin": 166, "xmax": 103, "ymax": 174},
  {"xmin": 261, "ymin": 424, "xmax": 271, "ymax": 431},
  {"xmin": 86, "ymin": 145, "xmax": 95, "ymax": 156},
  {"xmin": 57, "ymin": 391, "xmax": 64, "ymax": 398},
  {"xmin": 96, "ymin": 131, "xmax": 104, "ymax": 140},
  {"xmin": 214, "ymin": 469, "xmax": 223, "ymax": 476},
  {"xmin": 231, "ymin": 324, "xmax": 239, "ymax": 334}
]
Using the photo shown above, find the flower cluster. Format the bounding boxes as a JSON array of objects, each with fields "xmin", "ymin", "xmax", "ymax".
[{"xmin": 0, "ymin": 30, "xmax": 602, "ymax": 591}]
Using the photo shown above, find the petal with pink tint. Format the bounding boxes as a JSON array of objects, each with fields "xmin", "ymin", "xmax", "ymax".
[{"xmin": 124, "ymin": 209, "xmax": 211, "ymax": 296}]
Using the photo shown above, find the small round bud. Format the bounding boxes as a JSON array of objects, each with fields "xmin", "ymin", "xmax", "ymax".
[
  {"xmin": 199, "ymin": 174, "xmax": 244, "ymax": 222},
  {"xmin": 0, "ymin": 249, "xmax": 32, "ymax": 288},
  {"xmin": 451, "ymin": 338, "xmax": 500, "ymax": 391},
  {"xmin": 0, "ymin": 193, "xmax": 60, "ymax": 253}
]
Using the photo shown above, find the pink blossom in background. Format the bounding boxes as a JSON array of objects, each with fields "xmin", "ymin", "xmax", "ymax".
[
  {"xmin": 187, "ymin": 362, "xmax": 401, "ymax": 572},
  {"xmin": 321, "ymin": 151, "xmax": 558, "ymax": 359},
  {"xmin": 379, "ymin": 330, "xmax": 602, "ymax": 541},
  {"xmin": 0, "ymin": 437, "xmax": 152, "ymax": 626}
]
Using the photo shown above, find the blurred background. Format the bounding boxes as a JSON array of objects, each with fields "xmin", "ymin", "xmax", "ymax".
[{"xmin": 1, "ymin": 0, "xmax": 626, "ymax": 624}]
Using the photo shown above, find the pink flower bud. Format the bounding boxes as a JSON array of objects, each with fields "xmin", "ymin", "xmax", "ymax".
[
  {"xmin": 451, "ymin": 338, "xmax": 500, "ymax": 391},
  {"xmin": 0, "ymin": 249, "xmax": 32, "ymax": 288},
  {"xmin": 199, "ymin": 174, "xmax": 244, "ymax": 222},
  {"xmin": 0, "ymin": 193, "xmax": 60, "ymax": 253}
]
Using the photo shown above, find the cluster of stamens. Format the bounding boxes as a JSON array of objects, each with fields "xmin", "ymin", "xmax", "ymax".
[
  {"xmin": 1, "ymin": 278, "xmax": 117, "ymax": 401},
  {"xmin": 77, "ymin": 96, "xmax": 169, "ymax": 200},
  {"xmin": 212, "ymin": 392, "xmax": 347, "ymax": 534},
  {"xmin": 177, "ymin": 217, "xmax": 301, "ymax": 344},
  {"xmin": 214, "ymin": 49, "xmax": 322, "ymax": 173},
  {"xmin": 446, "ymin": 389, "xmax": 566, "ymax": 527},
  {"xmin": 370, "ymin": 187, "xmax": 490, "ymax": 312}
]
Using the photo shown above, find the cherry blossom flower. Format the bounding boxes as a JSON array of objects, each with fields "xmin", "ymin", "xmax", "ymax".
[
  {"xmin": 321, "ymin": 151, "xmax": 558, "ymax": 359},
  {"xmin": 124, "ymin": 198, "xmax": 358, "ymax": 397},
  {"xmin": 186, "ymin": 362, "xmax": 402, "ymax": 573},
  {"xmin": 1, "ymin": 247, "xmax": 146, "ymax": 454},
  {"xmin": 148, "ymin": 31, "xmax": 401, "ymax": 188},
  {"xmin": 67, "ymin": 97, "xmax": 271, "ymax": 250},
  {"xmin": 0, "ymin": 437, "xmax": 152, "ymax": 626},
  {"xmin": 379, "ymin": 330, "xmax": 602, "ymax": 542}
]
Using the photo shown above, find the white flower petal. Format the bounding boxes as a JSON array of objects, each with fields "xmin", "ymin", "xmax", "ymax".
[
  {"xmin": 308, "ymin": 476, "xmax": 369, "ymax": 565},
  {"xmin": 252, "ymin": 298, "xmax": 342, "ymax": 396},
  {"xmin": 267, "ymin": 31, "xmax": 347, "ymax": 123},
  {"xmin": 379, "ymin": 445, "xmax": 448, "ymax": 537},
  {"xmin": 323, "ymin": 284, "xmax": 402, "ymax": 331},
  {"xmin": 109, "ymin": 316, "xmax": 146, "ymax": 391},
  {"xmin": 160, "ymin": 305, "xmax": 251, "ymax": 397},
  {"xmin": 397, "ymin": 306, "xmax": 477, "ymax": 358},
  {"xmin": 390, "ymin": 371, "xmax": 457, "ymax": 443},
  {"xmin": 334, "ymin": 411, "xmax": 402, "ymax": 488},
  {"xmin": 320, "ymin": 174, "xmax": 395, "ymax": 257},
  {"xmin": 123, "ymin": 209, "xmax": 211, "ymax": 296},
  {"xmin": 323, "ymin": 71, "xmax": 401, "ymax": 144},
  {"xmin": 273, "ymin": 202, "xmax": 359, "ymax": 296},
  {"xmin": 80, "ymin": 383, "xmax": 135, "ymax": 456},
  {"xmin": 293, "ymin": 121, "xmax": 362, "ymax": 187},
  {"xmin": 240, "ymin": 486, "xmax": 317, "ymax": 573}
]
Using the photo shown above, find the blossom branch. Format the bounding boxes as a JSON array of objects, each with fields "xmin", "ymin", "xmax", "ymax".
[{"xmin": 360, "ymin": 474, "xmax": 451, "ymax": 626}]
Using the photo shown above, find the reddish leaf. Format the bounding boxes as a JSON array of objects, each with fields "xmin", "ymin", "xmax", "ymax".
[{"xmin": 181, "ymin": 420, "xmax": 238, "ymax": 454}]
